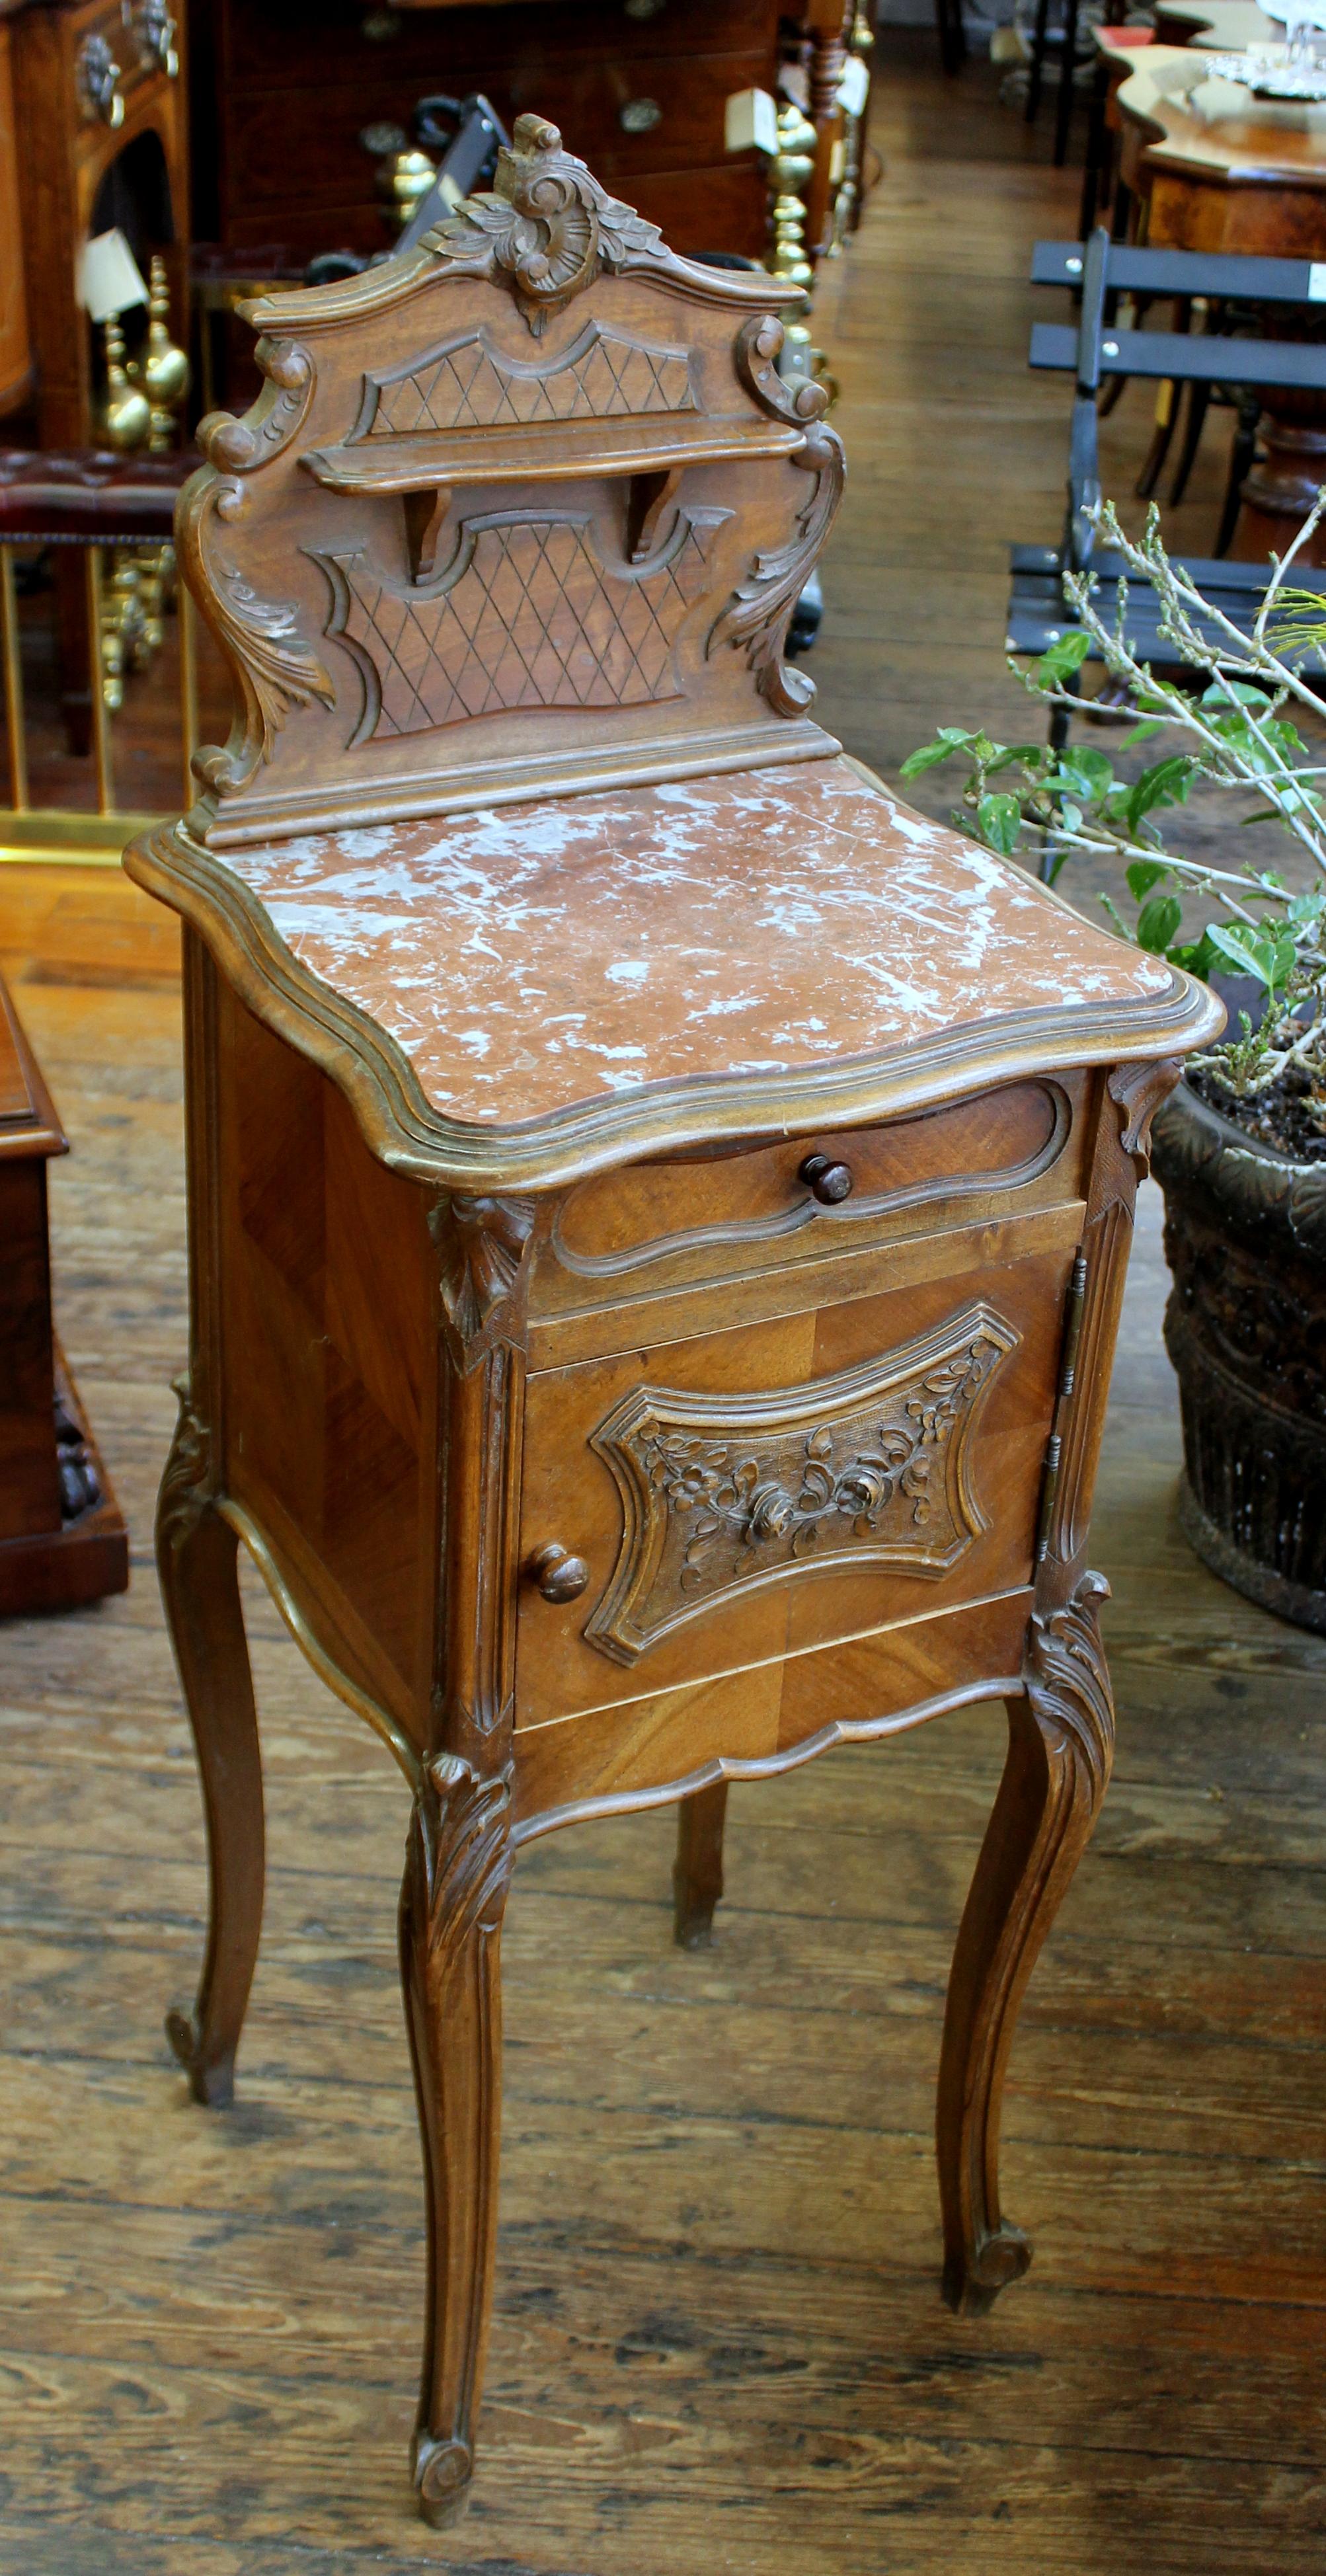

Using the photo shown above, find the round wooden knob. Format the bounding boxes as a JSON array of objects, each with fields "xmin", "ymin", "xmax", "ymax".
[
  {"xmin": 527, "ymin": 1543, "xmax": 590, "ymax": 1604},
  {"xmin": 800, "ymin": 1152, "xmax": 854, "ymax": 1206}
]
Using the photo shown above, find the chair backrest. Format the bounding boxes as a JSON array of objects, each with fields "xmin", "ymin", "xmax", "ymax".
[
  {"xmin": 179, "ymin": 114, "xmax": 844, "ymax": 851},
  {"xmin": 1029, "ymin": 228, "xmax": 1326, "ymax": 398}
]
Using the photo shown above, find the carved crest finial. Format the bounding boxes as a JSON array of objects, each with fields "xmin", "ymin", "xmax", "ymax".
[{"xmin": 426, "ymin": 109, "xmax": 665, "ymax": 334}]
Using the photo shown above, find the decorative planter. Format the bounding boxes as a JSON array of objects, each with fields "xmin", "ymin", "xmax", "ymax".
[{"xmin": 1151, "ymin": 1078, "xmax": 1326, "ymax": 1630}]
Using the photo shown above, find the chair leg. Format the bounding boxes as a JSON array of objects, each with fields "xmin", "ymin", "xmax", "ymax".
[
  {"xmin": 674, "ymin": 1780, "xmax": 728, "ymax": 1948},
  {"xmin": 1216, "ymin": 391, "xmax": 1261, "ymax": 558},
  {"xmin": 935, "ymin": 1575, "xmax": 1114, "ymax": 2315},
  {"xmin": 157, "ymin": 1384, "xmax": 264, "ymax": 2111},
  {"xmin": 1167, "ymin": 378, "xmax": 1212, "ymax": 510},
  {"xmin": 1026, "ymin": 0, "xmax": 1052, "ymax": 123},
  {"xmin": 1053, "ymin": 0, "xmax": 1080, "ymax": 166},
  {"xmin": 401, "ymin": 1756, "xmax": 513, "ymax": 2525}
]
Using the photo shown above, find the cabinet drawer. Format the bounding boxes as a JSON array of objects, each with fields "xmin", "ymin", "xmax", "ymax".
[
  {"xmin": 515, "ymin": 1232, "xmax": 1077, "ymax": 1729},
  {"xmin": 530, "ymin": 1077, "xmax": 1085, "ymax": 1364}
]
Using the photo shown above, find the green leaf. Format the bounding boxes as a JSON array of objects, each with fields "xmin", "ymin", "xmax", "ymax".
[
  {"xmin": 1136, "ymin": 894, "xmax": 1183, "ymax": 953},
  {"xmin": 1206, "ymin": 920, "xmax": 1293, "ymax": 995},
  {"xmin": 976, "ymin": 792, "xmax": 1023, "ymax": 857},
  {"xmin": 1118, "ymin": 719, "xmax": 1165, "ymax": 748},
  {"xmin": 1169, "ymin": 933, "xmax": 1218, "ymax": 979},
  {"xmin": 1126, "ymin": 859, "xmax": 1169, "ymax": 900},
  {"xmin": 899, "ymin": 736, "xmax": 968, "ymax": 779},
  {"xmin": 1034, "ymin": 631, "xmax": 1093, "ymax": 685},
  {"xmin": 1124, "ymin": 756, "xmax": 1194, "ymax": 830}
]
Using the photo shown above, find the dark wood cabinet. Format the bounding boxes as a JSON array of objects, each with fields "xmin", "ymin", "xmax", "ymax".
[
  {"xmin": 0, "ymin": 972, "xmax": 129, "ymax": 1615},
  {"xmin": 190, "ymin": 0, "xmax": 782, "ymax": 262}
]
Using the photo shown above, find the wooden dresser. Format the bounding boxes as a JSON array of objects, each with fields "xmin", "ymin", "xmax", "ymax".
[
  {"xmin": 126, "ymin": 115, "xmax": 1222, "ymax": 2524},
  {"xmin": 191, "ymin": 0, "xmax": 801, "ymax": 267}
]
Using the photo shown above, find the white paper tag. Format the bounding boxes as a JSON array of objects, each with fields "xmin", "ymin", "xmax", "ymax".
[
  {"xmin": 1309, "ymin": 261, "xmax": 1326, "ymax": 301},
  {"xmin": 838, "ymin": 56, "xmax": 870, "ymax": 117},
  {"xmin": 77, "ymin": 229, "xmax": 149, "ymax": 322},
  {"xmin": 724, "ymin": 86, "xmax": 779, "ymax": 155}
]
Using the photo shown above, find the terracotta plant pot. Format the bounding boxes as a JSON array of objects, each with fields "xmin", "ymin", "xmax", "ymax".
[{"xmin": 1151, "ymin": 1078, "xmax": 1326, "ymax": 1631}]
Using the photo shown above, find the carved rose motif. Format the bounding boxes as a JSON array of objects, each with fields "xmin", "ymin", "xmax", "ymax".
[{"xmin": 586, "ymin": 1304, "xmax": 1019, "ymax": 1664}]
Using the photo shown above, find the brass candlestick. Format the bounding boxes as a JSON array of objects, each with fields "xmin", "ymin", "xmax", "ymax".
[
  {"xmin": 100, "ymin": 314, "xmax": 151, "ymax": 452},
  {"xmin": 141, "ymin": 254, "xmax": 190, "ymax": 452},
  {"xmin": 769, "ymin": 102, "xmax": 816, "ymax": 293}
]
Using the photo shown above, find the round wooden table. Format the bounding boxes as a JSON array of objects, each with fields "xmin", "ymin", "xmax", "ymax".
[{"xmin": 1115, "ymin": 44, "xmax": 1326, "ymax": 555}]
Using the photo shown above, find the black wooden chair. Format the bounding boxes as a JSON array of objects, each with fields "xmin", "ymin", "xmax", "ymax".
[{"xmin": 1009, "ymin": 229, "xmax": 1326, "ymax": 748}]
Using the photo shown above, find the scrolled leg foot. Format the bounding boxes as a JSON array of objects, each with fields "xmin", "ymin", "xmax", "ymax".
[
  {"xmin": 937, "ymin": 1572, "xmax": 1114, "ymax": 2311},
  {"xmin": 401, "ymin": 1754, "xmax": 512, "ymax": 2520},
  {"xmin": 413, "ymin": 2433, "xmax": 473, "ymax": 2526},
  {"xmin": 165, "ymin": 2005, "xmax": 236, "ymax": 2108},
  {"xmin": 157, "ymin": 1383, "xmax": 264, "ymax": 2111},
  {"xmin": 943, "ymin": 2222, "xmax": 1031, "ymax": 2318},
  {"xmin": 673, "ymin": 1779, "xmax": 728, "ymax": 1949}
]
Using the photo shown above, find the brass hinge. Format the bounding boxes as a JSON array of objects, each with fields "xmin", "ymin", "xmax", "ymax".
[{"xmin": 1034, "ymin": 1246, "xmax": 1088, "ymax": 1564}]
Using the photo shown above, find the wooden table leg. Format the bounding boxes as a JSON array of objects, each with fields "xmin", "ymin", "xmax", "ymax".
[
  {"xmin": 673, "ymin": 1779, "xmax": 728, "ymax": 1948},
  {"xmin": 157, "ymin": 1384, "xmax": 266, "ymax": 2110},
  {"xmin": 400, "ymin": 1755, "xmax": 513, "ymax": 2526},
  {"xmin": 935, "ymin": 1571, "xmax": 1114, "ymax": 2314}
]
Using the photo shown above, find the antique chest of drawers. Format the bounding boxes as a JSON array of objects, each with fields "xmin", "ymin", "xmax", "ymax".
[{"xmin": 126, "ymin": 115, "xmax": 1222, "ymax": 2522}]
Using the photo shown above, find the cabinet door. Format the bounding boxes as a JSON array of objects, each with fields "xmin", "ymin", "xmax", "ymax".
[{"xmin": 515, "ymin": 1227, "xmax": 1077, "ymax": 1729}]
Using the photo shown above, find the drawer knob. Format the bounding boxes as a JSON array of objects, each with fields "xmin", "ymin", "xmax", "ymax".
[
  {"xmin": 527, "ymin": 1542, "xmax": 590, "ymax": 1604},
  {"xmin": 800, "ymin": 1153, "xmax": 854, "ymax": 1206},
  {"xmin": 620, "ymin": 97, "xmax": 664, "ymax": 133}
]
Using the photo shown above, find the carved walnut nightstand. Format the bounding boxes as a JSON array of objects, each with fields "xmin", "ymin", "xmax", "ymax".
[{"xmin": 125, "ymin": 116, "xmax": 1222, "ymax": 2524}]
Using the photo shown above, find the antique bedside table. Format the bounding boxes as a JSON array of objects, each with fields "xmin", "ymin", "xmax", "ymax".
[{"xmin": 126, "ymin": 114, "xmax": 1222, "ymax": 2524}]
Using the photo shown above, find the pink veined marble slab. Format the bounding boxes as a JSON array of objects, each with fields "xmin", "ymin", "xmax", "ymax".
[{"xmin": 223, "ymin": 754, "xmax": 1182, "ymax": 1128}]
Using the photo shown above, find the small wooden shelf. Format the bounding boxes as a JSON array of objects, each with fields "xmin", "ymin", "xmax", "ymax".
[{"xmin": 301, "ymin": 412, "xmax": 804, "ymax": 495}]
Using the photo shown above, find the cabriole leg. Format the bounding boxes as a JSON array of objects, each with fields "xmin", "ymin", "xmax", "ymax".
[
  {"xmin": 157, "ymin": 1387, "xmax": 264, "ymax": 2110},
  {"xmin": 400, "ymin": 1755, "xmax": 513, "ymax": 2525},
  {"xmin": 673, "ymin": 1779, "xmax": 728, "ymax": 1949},
  {"xmin": 937, "ymin": 1573, "xmax": 1114, "ymax": 2314}
]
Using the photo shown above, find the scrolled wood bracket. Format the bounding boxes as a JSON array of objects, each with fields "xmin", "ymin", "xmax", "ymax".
[
  {"xmin": 707, "ymin": 315, "xmax": 845, "ymax": 717},
  {"xmin": 182, "ymin": 342, "xmax": 334, "ymax": 800},
  {"xmin": 1108, "ymin": 1056, "xmax": 1183, "ymax": 1180}
]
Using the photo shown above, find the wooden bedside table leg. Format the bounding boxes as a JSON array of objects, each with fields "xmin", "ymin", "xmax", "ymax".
[
  {"xmin": 937, "ymin": 1571, "xmax": 1114, "ymax": 2315},
  {"xmin": 673, "ymin": 1779, "xmax": 728, "ymax": 1948},
  {"xmin": 401, "ymin": 1755, "xmax": 514, "ymax": 2526},
  {"xmin": 157, "ymin": 1386, "xmax": 264, "ymax": 2111}
]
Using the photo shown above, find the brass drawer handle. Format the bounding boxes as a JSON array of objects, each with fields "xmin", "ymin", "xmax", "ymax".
[
  {"xmin": 620, "ymin": 97, "xmax": 664, "ymax": 134},
  {"xmin": 527, "ymin": 1542, "xmax": 590, "ymax": 1604},
  {"xmin": 800, "ymin": 1152, "xmax": 854, "ymax": 1206}
]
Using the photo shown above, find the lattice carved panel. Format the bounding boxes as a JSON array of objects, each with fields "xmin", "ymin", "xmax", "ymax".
[
  {"xmin": 361, "ymin": 323, "xmax": 695, "ymax": 438},
  {"xmin": 313, "ymin": 507, "xmax": 727, "ymax": 740},
  {"xmin": 584, "ymin": 1302, "xmax": 1020, "ymax": 1665}
]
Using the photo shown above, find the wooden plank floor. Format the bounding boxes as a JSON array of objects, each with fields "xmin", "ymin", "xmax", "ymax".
[{"xmin": 2, "ymin": 39, "xmax": 1325, "ymax": 2575}]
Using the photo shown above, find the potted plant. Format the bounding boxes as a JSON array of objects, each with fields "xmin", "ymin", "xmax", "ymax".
[{"xmin": 902, "ymin": 498, "xmax": 1326, "ymax": 1629}]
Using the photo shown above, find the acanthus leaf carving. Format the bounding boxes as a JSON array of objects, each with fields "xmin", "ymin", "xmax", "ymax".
[
  {"xmin": 707, "ymin": 315, "xmax": 845, "ymax": 718},
  {"xmin": 407, "ymin": 1755, "xmax": 514, "ymax": 1977},
  {"xmin": 430, "ymin": 1193, "xmax": 535, "ymax": 1364},
  {"xmin": 1023, "ymin": 1567, "xmax": 1114, "ymax": 1815},
  {"xmin": 586, "ymin": 1301, "xmax": 1018, "ymax": 1665},
  {"xmin": 157, "ymin": 1374, "xmax": 213, "ymax": 1552},
  {"xmin": 424, "ymin": 112, "xmax": 664, "ymax": 336}
]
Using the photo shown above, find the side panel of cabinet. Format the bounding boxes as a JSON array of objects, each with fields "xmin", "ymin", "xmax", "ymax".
[{"xmin": 211, "ymin": 977, "xmax": 440, "ymax": 1733}]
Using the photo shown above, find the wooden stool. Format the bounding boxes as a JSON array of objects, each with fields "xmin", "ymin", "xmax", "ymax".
[{"xmin": 125, "ymin": 115, "xmax": 1221, "ymax": 2524}]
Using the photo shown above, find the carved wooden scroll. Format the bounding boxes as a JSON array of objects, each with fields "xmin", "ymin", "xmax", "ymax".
[
  {"xmin": 175, "ymin": 114, "xmax": 843, "ymax": 847},
  {"xmin": 585, "ymin": 1302, "xmax": 1019, "ymax": 1664}
]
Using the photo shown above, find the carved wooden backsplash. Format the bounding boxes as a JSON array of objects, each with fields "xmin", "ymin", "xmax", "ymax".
[{"xmin": 178, "ymin": 114, "xmax": 845, "ymax": 848}]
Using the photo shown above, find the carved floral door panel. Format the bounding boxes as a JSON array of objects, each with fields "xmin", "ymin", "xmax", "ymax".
[{"xmin": 515, "ymin": 1243, "xmax": 1077, "ymax": 1728}]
